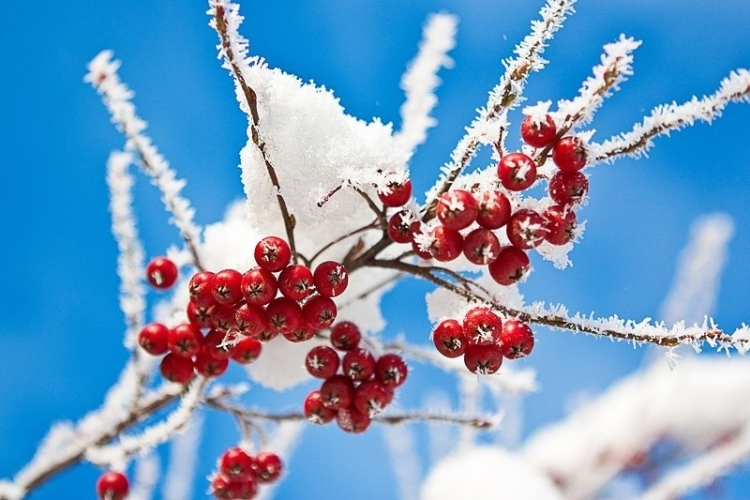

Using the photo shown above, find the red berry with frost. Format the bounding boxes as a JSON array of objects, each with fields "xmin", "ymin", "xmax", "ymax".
[
  {"xmin": 498, "ymin": 152, "xmax": 537, "ymax": 191},
  {"xmin": 254, "ymin": 236, "xmax": 292, "ymax": 272},
  {"xmin": 429, "ymin": 226, "xmax": 464, "ymax": 262},
  {"xmin": 375, "ymin": 353, "xmax": 408, "ymax": 388},
  {"xmin": 96, "ymin": 471, "xmax": 129, "ymax": 500},
  {"xmin": 211, "ymin": 269, "xmax": 244, "ymax": 305},
  {"xmin": 234, "ymin": 303, "xmax": 268, "ymax": 338},
  {"xmin": 387, "ymin": 210, "xmax": 414, "ymax": 243},
  {"xmin": 168, "ymin": 323, "xmax": 203, "ymax": 358},
  {"xmin": 254, "ymin": 452, "xmax": 283, "ymax": 483},
  {"xmin": 464, "ymin": 344, "xmax": 504, "ymax": 375},
  {"xmin": 305, "ymin": 345, "xmax": 340, "ymax": 379},
  {"xmin": 549, "ymin": 170, "xmax": 589, "ymax": 206},
  {"xmin": 138, "ymin": 322, "xmax": 169, "ymax": 355},
  {"xmin": 187, "ymin": 302, "xmax": 213, "ymax": 330},
  {"xmin": 211, "ymin": 474, "xmax": 257, "ymax": 500},
  {"xmin": 203, "ymin": 329, "xmax": 235, "ymax": 360},
  {"xmin": 520, "ymin": 114, "xmax": 557, "ymax": 148},
  {"xmin": 189, "ymin": 271, "xmax": 216, "ymax": 307},
  {"xmin": 342, "ymin": 348, "xmax": 376, "ymax": 382},
  {"xmin": 230, "ymin": 337, "xmax": 262, "ymax": 364},
  {"xmin": 303, "ymin": 390, "xmax": 337, "ymax": 424},
  {"xmin": 432, "ymin": 319, "xmax": 467, "ymax": 358},
  {"xmin": 487, "ymin": 246, "xmax": 530, "ymax": 286},
  {"xmin": 265, "ymin": 297, "xmax": 303, "ymax": 334},
  {"xmin": 320, "ymin": 375, "xmax": 354, "ymax": 410},
  {"xmin": 313, "ymin": 261, "xmax": 349, "ymax": 298},
  {"xmin": 411, "ymin": 238, "xmax": 434, "ymax": 260},
  {"xmin": 241, "ymin": 267, "xmax": 278, "ymax": 306},
  {"xmin": 476, "ymin": 190, "xmax": 511, "ymax": 229},
  {"xmin": 463, "ymin": 307, "xmax": 503, "ymax": 346},
  {"xmin": 507, "ymin": 209, "xmax": 547, "ymax": 249},
  {"xmin": 146, "ymin": 256, "xmax": 178, "ymax": 290},
  {"xmin": 354, "ymin": 379, "xmax": 393, "ymax": 416},
  {"xmin": 302, "ymin": 294, "xmax": 337, "ymax": 329},
  {"xmin": 336, "ymin": 407, "xmax": 371, "ymax": 434},
  {"xmin": 462, "ymin": 228, "xmax": 501, "ymax": 265},
  {"xmin": 219, "ymin": 447, "xmax": 256, "ymax": 482},
  {"xmin": 500, "ymin": 320, "xmax": 535, "ymax": 359},
  {"xmin": 278, "ymin": 264, "xmax": 314, "ymax": 301},
  {"xmin": 194, "ymin": 348, "xmax": 229, "ymax": 378},
  {"xmin": 543, "ymin": 205, "xmax": 577, "ymax": 246},
  {"xmin": 210, "ymin": 303, "xmax": 238, "ymax": 332},
  {"xmin": 160, "ymin": 353, "xmax": 194, "ymax": 384},
  {"xmin": 436, "ymin": 189, "xmax": 478, "ymax": 231},
  {"xmin": 552, "ymin": 136, "xmax": 588, "ymax": 172},
  {"xmin": 330, "ymin": 321, "xmax": 362, "ymax": 351},
  {"xmin": 283, "ymin": 322, "xmax": 317, "ymax": 342},
  {"xmin": 378, "ymin": 180, "xmax": 412, "ymax": 207}
]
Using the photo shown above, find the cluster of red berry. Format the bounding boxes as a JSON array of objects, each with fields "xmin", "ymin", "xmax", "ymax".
[
  {"xmin": 432, "ymin": 306, "xmax": 534, "ymax": 375},
  {"xmin": 302, "ymin": 321, "xmax": 408, "ymax": 433},
  {"xmin": 210, "ymin": 447, "xmax": 283, "ymax": 499}
]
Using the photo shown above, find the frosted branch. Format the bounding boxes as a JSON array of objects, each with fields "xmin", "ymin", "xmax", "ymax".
[
  {"xmin": 592, "ymin": 69, "xmax": 750, "ymax": 161},
  {"xmin": 162, "ymin": 414, "xmax": 203, "ymax": 500},
  {"xmin": 128, "ymin": 453, "xmax": 160, "ymax": 500},
  {"xmin": 85, "ymin": 51, "xmax": 205, "ymax": 270},
  {"xmin": 423, "ymin": 0, "xmax": 576, "ymax": 217},
  {"xmin": 395, "ymin": 13, "xmax": 457, "ymax": 158}
]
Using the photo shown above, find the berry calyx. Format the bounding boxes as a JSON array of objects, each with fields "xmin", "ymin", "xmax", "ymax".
[
  {"xmin": 313, "ymin": 261, "xmax": 349, "ymax": 298},
  {"xmin": 552, "ymin": 135, "xmax": 588, "ymax": 172},
  {"xmin": 543, "ymin": 205, "xmax": 577, "ymax": 246},
  {"xmin": 305, "ymin": 345, "xmax": 340, "ymax": 379},
  {"xmin": 278, "ymin": 264, "xmax": 314, "ymax": 301},
  {"xmin": 303, "ymin": 390, "xmax": 337, "ymax": 424},
  {"xmin": 96, "ymin": 471, "xmax": 129, "ymax": 500},
  {"xmin": 463, "ymin": 343, "xmax": 504, "ymax": 375},
  {"xmin": 189, "ymin": 271, "xmax": 217, "ymax": 307},
  {"xmin": 549, "ymin": 170, "xmax": 589, "ymax": 206},
  {"xmin": 330, "ymin": 321, "xmax": 362, "ymax": 351},
  {"xmin": 342, "ymin": 348, "xmax": 376, "ymax": 382},
  {"xmin": 241, "ymin": 267, "xmax": 278, "ymax": 306},
  {"xmin": 194, "ymin": 348, "xmax": 229, "ymax": 378},
  {"xmin": 520, "ymin": 113, "xmax": 557, "ymax": 148},
  {"xmin": 211, "ymin": 269, "xmax": 244, "ymax": 305},
  {"xmin": 387, "ymin": 210, "xmax": 414, "ymax": 243},
  {"xmin": 254, "ymin": 236, "xmax": 292, "ymax": 272},
  {"xmin": 265, "ymin": 297, "xmax": 303, "ymax": 334},
  {"xmin": 146, "ymin": 257, "xmax": 179, "ymax": 290},
  {"xmin": 302, "ymin": 294, "xmax": 338, "ymax": 329},
  {"xmin": 507, "ymin": 209, "xmax": 547, "ymax": 250},
  {"xmin": 463, "ymin": 307, "xmax": 502, "ymax": 346},
  {"xmin": 230, "ymin": 337, "xmax": 262, "ymax": 364},
  {"xmin": 254, "ymin": 451, "xmax": 283, "ymax": 483},
  {"xmin": 168, "ymin": 323, "xmax": 203, "ymax": 358},
  {"xmin": 354, "ymin": 379, "xmax": 393, "ymax": 416},
  {"xmin": 462, "ymin": 228, "xmax": 501, "ymax": 265},
  {"xmin": 375, "ymin": 353, "xmax": 408, "ymax": 388},
  {"xmin": 137, "ymin": 322, "xmax": 170, "ymax": 356},
  {"xmin": 320, "ymin": 375, "xmax": 355, "ymax": 410},
  {"xmin": 219, "ymin": 447, "xmax": 256, "ymax": 482},
  {"xmin": 159, "ymin": 353, "xmax": 194, "ymax": 384},
  {"xmin": 476, "ymin": 190, "xmax": 511, "ymax": 230}
]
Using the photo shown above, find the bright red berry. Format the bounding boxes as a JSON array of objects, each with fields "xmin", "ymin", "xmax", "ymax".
[
  {"xmin": 138, "ymin": 322, "xmax": 169, "ymax": 355},
  {"xmin": 254, "ymin": 236, "xmax": 292, "ymax": 272},
  {"xmin": 462, "ymin": 228, "xmax": 501, "ymax": 265},
  {"xmin": 96, "ymin": 471, "xmax": 129, "ymax": 500},
  {"xmin": 278, "ymin": 264, "xmax": 314, "ymax": 302},
  {"xmin": 194, "ymin": 348, "xmax": 229, "ymax": 378},
  {"xmin": 302, "ymin": 295, "xmax": 338, "ymax": 329},
  {"xmin": 241, "ymin": 267, "xmax": 278, "ymax": 306},
  {"xmin": 313, "ymin": 261, "xmax": 348, "ymax": 298},
  {"xmin": 210, "ymin": 474, "xmax": 257, "ymax": 500},
  {"xmin": 549, "ymin": 170, "xmax": 589, "ymax": 206},
  {"xmin": 320, "ymin": 375, "xmax": 355, "ymax": 410},
  {"xmin": 429, "ymin": 226, "xmax": 464, "ymax": 262},
  {"xmin": 230, "ymin": 337, "xmax": 262, "ymax": 364},
  {"xmin": 254, "ymin": 452, "xmax": 283, "ymax": 483},
  {"xmin": 463, "ymin": 344, "xmax": 504, "ymax": 375},
  {"xmin": 507, "ymin": 209, "xmax": 547, "ymax": 249},
  {"xmin": 476, "ymin": 190, "xmax": 511, "ymax": 229},
  {"xmin": 219, "ymin": 447, "xmax": 256, "ymax": 482},
  {"xmin": 283, "ymin": 322, "xmax": 317, "ymax": 342},
  {"xmin": 342, "ymin": 348, "xmax": 376, "ymax": 382},
  {"xmin": 211, "ymin": 269, "xmax": 244, "ymax": 305},
  {"xmin": 487, "ymin": 246, "xmax": 530, "ymax": 286},
  {"xmin": 432, "ymin": 319, "xmax": 467, "ymax": 358},
  {"xmin": 520, "ymin": 114, "xmax": 557, "ymax": 148},
  {"xmin": 305, "ymin": 345, "xmax": 340, "ymax": 379},
  {"xmin": 375, "ymin": 353, "xmax": 408, "ymax": 388},
  {"xmin": 186, "ymin": 302, "xmax": 214, "ymax": 330},
  {"xmin": 330, "ymin": 321, "xmax": 362, "ymax": 351},
  {"xmin": 303, "ymin": 390, "xmax": 337, "ymax": 424},
  {"xmin": 354, "ymin": 379, "xmax": 393, "ymax": 416},
  {"xmin": 335, "ymin": 407, "xmax": 372, "ymax": 434},
  {"xmin": 189, "ymin": 271, "xmax": 216, "ymax": 307},
  {"xmin": 378, "ymin": 180, "xmax": 412, "ymax": 207},
  {"xmin": 500, "ymin": 320, "xmax": 535, "ymax": 359},
  {"xmin": 265, "ymin": 297, "xmax": 303, "ymax": 334},
  {"xmin": 256, "ymin": 328, "xmax": 280, "ymax": 343},
  {"xmin": 543, "ymin": 205, "xmax": 577, "ymax": 246},
  {"xmin": 552, "ymin": 136, "xmax": 588, "ymax": 172},
  {"xmin": 436, "ymin": 189, "xmax": 479, "ymax": 231},
  {"xmin": 498, "ymin": 152, "xmax": 537, "ymax": 191},
  {"xmin": 387, "ymin": 210, "xmax": 414, "ymax": 243},
  {"xmin": 160, "ymin": 353, "xmax": 194, "ymax": 384},
  {"xmin": 203, "ymin": 329, "xmax": 235, "ymax": 360},
  {"xmin": 234, "ymin": 303, "xmax": 268, "ymax": 338},
  {"xmin": 168, "ymin": 323, "xmax": 203, "ymax": 358},
  {"xmin": 463, "ymin": 307, "xmax": 503, "ymax": 346},
  {"xmin": 146, "ymin": 256, "xmax": 179, "ymax": 290},
  {"xmin": 210, "ymin": 303, "xmax": 238, "ymax": 332}
]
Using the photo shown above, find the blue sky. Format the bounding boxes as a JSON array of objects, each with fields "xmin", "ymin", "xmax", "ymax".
[{"xmin": 1, "ymin": 1, "xmax": 749, "ymax": 498}]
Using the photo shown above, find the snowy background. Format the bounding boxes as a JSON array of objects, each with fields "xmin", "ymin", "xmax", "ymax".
[{"xmin": 1, "ymin": 0, "xmax": 749, "ymax": 498}]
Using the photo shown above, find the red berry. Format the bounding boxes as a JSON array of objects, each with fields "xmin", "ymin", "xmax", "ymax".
[
  {"xmin": 552, "ymin": 136, "xmax": 587, "ymax": 172},
  {"xmin": 320, "ymin": 374, "xmax": 355, "ymax": 410},
  {"xmin": 203, "ymin": 329, "xmax": 235, "ymax": 360},
  {"xmin": 302, "ymin": 295, "xmax": 338, "ymax": 329},
  {"xmin": 436, "ymin": 189, "xmax": 479, "ymax": 230},
  {"xmin": 354, "ymin": 379, "xmax": 393, "ymax": 416},
  {"xmin": 305, "ymin": 345, "xmax": 340, "ymax": 379},
  {"xmin": 254, "ymin": 452, "xmax": 283, "ymax": 483},
  {"xmin": 462, "ymin": 228, "xmax": 501, "ymax": 265},
  {"xmin": 498, "ymin": 152, "xmax": 537, "ymax": 191},
  {"xmin": 194, "ymin": 349, "xmax": 229, "ymax": 377},
  {"xmin": 429, "ymin": 226, "xmax": 464, "ymax": 262},
  {"xmin": 520, "ymin": 114, "xmax": 557, "ymax": 148},
  {"xmin": 256, "ymin": 328, "xmax": 280, "ymax": 343},
  {"xmin": 487, "ymin": 246, "xmax": 530, "ymax": 286},
  {"xmin": 219, "ymin": 447, "xmax": 256, "ymax": 482},
  {"xmin": 211, "ymin": 269, "xmax": 244, "ymax": 305},
  {"xmin": 462, "ymin": 307, "xmax": 503, "ymax": 346},
  {"xmin": 189, "ymin": 271, "xmax": 216, "ymax": 307},
  {"xmin": 335, "ymin": 407, "xmax": 372, "ymax": 434},
  {"xmin": 230, "ymin": 337, "xmax": 262, "ymax": 364},
  {"xmin": 210, "ymin": 474, "xmax": 257, "ymax": 500},
  {"xmin": 210, "ymin": 303, "xmax": 238, "ymax": 332},
  {"xmin": 278, "ymin": 264, "xmax": 314, "ymax": 301},
  {"xmin": 463, "ymin": 344, "xmax": 504, "ymax": 375},
  {"xmin": 282, "ymin": 322, "xmax": 317, "ymax": 342},
  {"xmin": 387, "ymin": 210, "xmax": 414, "ymax": 243},
  {"xmin": 303, "ymin": 390, "xmax": 337, "ymax": 424},
  {"xmin": 96, "ymin": 471, "xmax": 129, "ymax": 500},
  {"xmin": 549, "ymin": 170, "xmax": 589, "ymax": 206},
  {"xmin": 500, "ymin": 320, "xmax": 535, "ymax": 359},
  {"xmin": 313, "ymin": 261, "xmax": 349, "ymax": 298},
  {"xmin": 234, "ymin": 303, "xmax": 268, "ymax": 338},
  {"xmin": 543, "ymin": 205, "xmax": 577, "ymax": 246},
  {"xmin": 168, "ymin": 323, "xmax": 203, "ymax": 358},
  {"xmin": 342, "ymin": 348, "xmax": 376, "ymax": 382},
  {"xmin": 241, "ymin": 267, "xmax": 278, "ymax": 306},
  {"xmin": 330, "ymin": 321, "xmax": 362, "ymax": 351},
  {"xmin": 160, "ymin": 353, "xmax": 194, "ymax": 384},
  {"xmin": 254, "ymin": 236, "xmax": 292, "ymax": 272},
  {"xmin": 432, "ymin": 319, "xmax": 467, "ymax": 358},
  {"xmin": 138, "ymin": 322, "xmax": 169, "ymax": 355},
  {"xmin": 375, "ymin": 353, "xmax": 408, "ymax": 388},
  {"xmin": 507, "ymin": 209, "xmax": 547, "ymax": 250},
  {"xmin": 186, "ymin": 302, "xmax": 213, "ymax": 330},
  {"xmin": 476, "ymin": 190, "xmax": 512, "ymax": 229},
  {"xmin": 378, "ymin": 180, "xmax": 412, "ymax": 207},
  {"xmin": 146, "ymin": 257, "xmax": 179, "ymax": 290},
  {"xmin": 411, "ymin": 238, "xmax": 434, "ymax": 260},
  {"xmin": 265, "ymin": 297, "xmax": 303, "ymax": 334}
]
